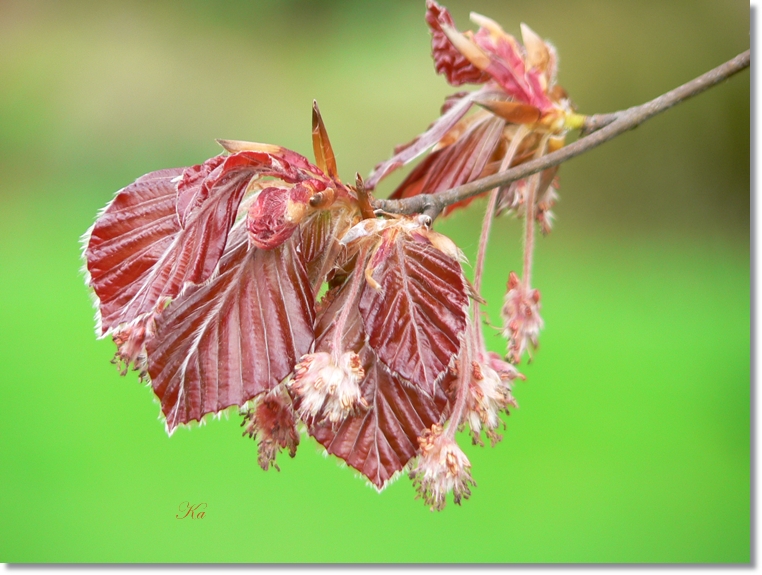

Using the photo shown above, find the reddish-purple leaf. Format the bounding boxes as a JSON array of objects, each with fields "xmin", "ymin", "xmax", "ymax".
[
  {"xmin": 145, "ymin": 225, "xmax": 315, "ymax": 432},
  {"xmin": 426, "ymin": 0, "xmax": 490, "ymax": 86},
  {"xmin": 175, "ymin": 155, "xmax": 226, "ymax": 226},
  {"xmin": 85, "ymin": 160, "xmax": 252, "ymax": 341},
  {"xmin": 86, "ymin": 148, "xmax": 334, "ymax": 340},
  {"xmin": 388, "ymin": 113, "xmax": 505, "ymax": 215},
  {"xmin": 84, "ymin": 168, "xmax": 183, "ymax": 335},
  {"xmin": 115, "ymin": 162, "xmax": 251, "ymax": 327},
  {"xmin": 359, "ymin": 229, "xmax": 469, "ymax": 397},
  {"xmin": 309, "ymin": 264, "xmax": 449, "ymax": 490}
]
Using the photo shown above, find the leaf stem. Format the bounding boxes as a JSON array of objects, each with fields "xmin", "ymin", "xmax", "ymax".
[
  {"xmin": 521, "ymin": 134, "xmax": 550, "ymax": 289},
  {"xmin": 445, "ymin": 324, "xmax": 473, "ymax": 441},
  {"xmin": 473, "ymin": 124, "xmax": 530, "ymax": 293},
  {"xmin": 522, "ymin": 173, "xmax": 537, "ymax": 290},
  {"xmin": 472, "ymin": 125, "xmax": 530, "ymax": 354}
]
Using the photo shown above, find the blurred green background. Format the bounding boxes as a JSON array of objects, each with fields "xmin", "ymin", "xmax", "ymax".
[{"xmin": 0, "ymin": 0, "xmax": 749, "ymax": 564}]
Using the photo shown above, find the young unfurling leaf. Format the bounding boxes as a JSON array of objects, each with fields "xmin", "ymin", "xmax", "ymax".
[
  {"xmin": 367, "ymin": 0, "xmax": 577, "ymax": 222},
  {"xmin": 425, "ymin": 0, "xmax": 489, "ymax": 86}
]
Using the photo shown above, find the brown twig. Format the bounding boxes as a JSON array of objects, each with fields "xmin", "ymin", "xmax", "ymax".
[{"xmin": 374, "ymin": 50, "xmax": 750, "ymax": 218}]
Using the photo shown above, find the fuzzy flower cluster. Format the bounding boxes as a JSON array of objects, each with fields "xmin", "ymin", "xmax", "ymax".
[
  {"xmin": 241, "ymin": 390, "xmax": 300, "ymax": 472},
  {"xmin": 409, "ymin": 423, "xmax": 476, "ymax": 511},
  {"xmin": 497, "ymin": 165, "xmax": 561, "ymax": 235},
  {"xmin": 502, "ymin": 271, "xmax": 543, "ymax": 363},
  {"xmin": 465, "ymin": 353, "xmax": 523, "ymax": 446},
  {"xmin": 110, "ymin": 322, "xmax": 149, "ymax": 378},
  {"xmin": 288, "ymin": 351, "xmax": 368, "ymax": 425}
]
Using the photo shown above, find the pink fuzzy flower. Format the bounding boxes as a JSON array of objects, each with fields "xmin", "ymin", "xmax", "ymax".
[
  {"xmin": 502, "ymin": 271, "xmax": 543, "ymax": 363},
  {"xmin": 410, "ymin": 424, "xmax": 476, "ymax": 511},
  {"xmin": 288, "ymin": 351, "xmax": 368, "ymax": 425},
  {"xmin": 241, "ymin": 389, "xmax": 300, "ymax": 472},
  {"xmin": 465, "ymin": 353, "xmax": 523, "ymax": 446}
]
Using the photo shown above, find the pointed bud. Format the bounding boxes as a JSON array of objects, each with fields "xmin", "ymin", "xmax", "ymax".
[
  {"xmin": 473, "ymin": 98, "xmax": 541, "ymax": 124},
  {"xmin": 520, "ymin": 23, "xmax": 550, "ymax": 72},
  {"xmin": 312, "ymin": 100, "xmax": 338, "ymax": 179},
  {"xmin": 469, "ymin": 12, "xmax": 506, "ymax": 38}
]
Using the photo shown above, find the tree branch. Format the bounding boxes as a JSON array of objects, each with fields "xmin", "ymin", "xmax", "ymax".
[{"xmin": 374, "ymin": 49, "xmax": 750, "ymax": 217}]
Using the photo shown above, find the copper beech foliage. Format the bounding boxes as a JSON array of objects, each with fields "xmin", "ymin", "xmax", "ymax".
[{"xmin": 82, "ymin": 0, "xmax": 585, "ymax": 510}]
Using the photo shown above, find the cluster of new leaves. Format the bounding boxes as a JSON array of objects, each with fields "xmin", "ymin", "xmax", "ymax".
[{"xmin": 83, "ymin": 1, "xmax": 582, "ymax": 510}]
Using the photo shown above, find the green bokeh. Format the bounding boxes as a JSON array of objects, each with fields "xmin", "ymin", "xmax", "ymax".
[{"xmin": 0, "ymin": 0, "xmax": 749, "ymax": 563}]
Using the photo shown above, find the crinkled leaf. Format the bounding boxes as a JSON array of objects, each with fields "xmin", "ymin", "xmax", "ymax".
[
  {"xmin": 246, "ymin": 183, "xmax": 316, "ymax": 250},
  {"xmin": 426, "ymin": 0, "xmax": 490, "ymax": 86},
  {"xmin": 359, "ymin": 230, "xmax": 469, "ymax": 396},
  {"xmin": 309, "ymin": 263, "xmax": 449, "ymax": 490},
  {"xmin": 388, "ymin": 113, "xmax": 505, "ymax": 215},
  {"xmin": 84, "ymin": 168, "xmax": 183, "ymax": 335},
  {"xmin": 175, "ymin": 155, "xmax": 226, "ymax": 226},
  {"xmin": 145, "ymin": 226, "xmax": 315, "ymax": 432},
  {"xmin": 86, "ymin": 148, "xmax": 329, "ymax": 338}
]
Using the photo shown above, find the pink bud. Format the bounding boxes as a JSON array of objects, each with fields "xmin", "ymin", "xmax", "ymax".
[{"xmin": 247, "ymin": 177, "xmax": 335, "ymax": 250}]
